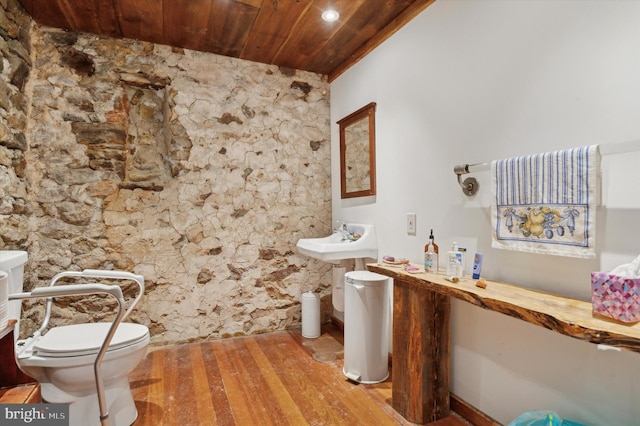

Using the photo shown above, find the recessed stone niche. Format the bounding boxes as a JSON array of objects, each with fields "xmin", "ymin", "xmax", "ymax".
[{"xmin": 71, "ymin": 81, "xmax": 174, "ymax": 191}]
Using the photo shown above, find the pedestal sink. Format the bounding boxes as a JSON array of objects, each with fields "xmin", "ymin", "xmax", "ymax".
[
  {"xmin": 296, "ymin": 223, "xmax": 378, "ymax": 313},
  {"xmin": 296, "ymin": 223, "xmax": 377, "ymax": 263}
]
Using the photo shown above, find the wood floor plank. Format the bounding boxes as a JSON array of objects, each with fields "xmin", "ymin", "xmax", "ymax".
[
  {"xmin": 130, "ymin": 324, "xmax": 472, "ymax": 425},
  {"xmin": 273, "ymin": 330, "xmax": 398, "ymax": 425},
  {"xmin": 255, "ymin": 331, "xmax": 353, "ymax": 424},
  {"xmin": 243, "ymin": 338, "xmax": 308, "ymax": 425},
  {"xmin": 226, "ymin": 338, "xmax": 288, "ymax": 425},
  {"xmin": 177, "ymin": 345, "xmax": 199, "ymax": 422},
  {"xmin": 199, "ymin": 341, "xmax": 235, "ymax": 425},
  {"xmin": 162, "ymin": 343, "xmax": 180, "ymax": 425},
  {"xmin": 189, "ymin": 343, "xmax": 217, "ymax": 424},
  {"xmin": 131, "ymin": 347, "xmax": 166, "ymax": 426},
  {"xmin": 286, "ymin": 329, "xmax": 402, "ymax": 426},
  {"xmin": 209, "ymin": 340, "xmax": 258, "ymax": 425}
]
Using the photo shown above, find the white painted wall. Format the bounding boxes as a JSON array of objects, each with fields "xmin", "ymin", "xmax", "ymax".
[{"xmin": 330, "ymin": 1, "xmax": 640, "ymax": 425}]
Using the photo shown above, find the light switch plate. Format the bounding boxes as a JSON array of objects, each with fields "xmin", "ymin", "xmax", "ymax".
[{"xmin": 407, "ymin": 213, "xmax": 416, "ymax": 235}]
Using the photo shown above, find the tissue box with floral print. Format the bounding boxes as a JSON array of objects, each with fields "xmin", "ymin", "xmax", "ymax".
[{"xmin": 591, "ymin": 272, "xmax": 640, "ymax": 323}]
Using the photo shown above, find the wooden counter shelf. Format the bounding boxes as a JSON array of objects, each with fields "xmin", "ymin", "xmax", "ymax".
[{"xmin": 367, "ymin": 263, "xmax": 640, "ymax": 424}]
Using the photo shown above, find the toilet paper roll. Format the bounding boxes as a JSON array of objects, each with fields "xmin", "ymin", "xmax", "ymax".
[
  {"xmin": 0, "ymin": 271, "xmax": 8, "ymax": 331},
  {"xmin": 301, "ymin": 291, "xmax": 320, "ymax": 338},
  {"xmin": 332, "ymin": 266, "xmax": 346, "ymax": 312}
]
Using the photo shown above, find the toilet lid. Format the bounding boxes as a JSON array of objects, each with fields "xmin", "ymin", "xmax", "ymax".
[{"xmin": 34, "ymin": 322, "xmax": 149, "ymax": 357}]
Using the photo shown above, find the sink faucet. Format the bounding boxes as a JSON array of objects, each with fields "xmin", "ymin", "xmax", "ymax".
[
  {"xmin": 342, "ymin": 222, "xmax": 350, "ymax": 239},
  {"xmin": 334, "ymin": 221, "xmax": 351, "ymax": 240}
]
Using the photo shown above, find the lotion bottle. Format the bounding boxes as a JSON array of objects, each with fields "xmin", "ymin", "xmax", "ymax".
[
  {"xmin": 424, "ymin": 241, "xmax": 437, "ymax": 273},
  {"xmin": 423, "ymin": 229, "xmax": 439, "ymax": 272},
  {"xmin": 472, "ymin": 253, "xmax": 483, "ymax": 279},
  {"xmin": 446, "ymin": 242, "xmax": 462, "ymax": 278}
]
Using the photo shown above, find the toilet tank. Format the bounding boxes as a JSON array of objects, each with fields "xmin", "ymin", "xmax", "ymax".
[{"xmin": 0, "ymin": 250, "xmax": 28, "ymax": 324}]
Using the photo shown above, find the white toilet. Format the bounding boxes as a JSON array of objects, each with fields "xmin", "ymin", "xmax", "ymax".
[
  {"xmin": 0, "ymin": 250, "xmax": 150, "ymax": 426},
  {"xmin": 1, "ymin": 250, "xmax": 27, "ymax": 338}
]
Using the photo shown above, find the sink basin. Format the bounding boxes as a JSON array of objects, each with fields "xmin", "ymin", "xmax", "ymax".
[{"xmin": 296, "ymin": 223, "xmax": 378, "ymax": 262}]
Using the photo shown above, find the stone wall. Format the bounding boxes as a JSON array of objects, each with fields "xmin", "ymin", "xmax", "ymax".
[
  {"xmin": 8, "ymin": 1, "xmax": 333, "ymax": 345},
  {"xmin": 0, "ymin": 0, "xmax": 31, "ymax": 249}
]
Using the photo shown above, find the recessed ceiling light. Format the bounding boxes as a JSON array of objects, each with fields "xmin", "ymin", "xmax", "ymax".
[{"xmin": 321, "ymin": 9, "xmax": 339, "ymax": 22}]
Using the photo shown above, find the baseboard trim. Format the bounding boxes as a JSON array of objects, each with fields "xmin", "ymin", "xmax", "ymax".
[
  {"xmin": 450, "ymin": 393, "xmax": 500, "ymax": 426},
  {"xmin": 331, "ymin": 315, "xmax": 499, "ymax": 426}
]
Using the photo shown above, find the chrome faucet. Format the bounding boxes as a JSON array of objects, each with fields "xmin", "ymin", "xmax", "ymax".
[{"xmin": 334, "ymin": 221, "xmax": 351, "ymax": 240}]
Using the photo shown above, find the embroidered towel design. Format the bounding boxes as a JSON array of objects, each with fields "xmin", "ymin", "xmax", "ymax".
[{"xmin": 491, "ymin": 145, "xmax": 599, "ymax": 258}]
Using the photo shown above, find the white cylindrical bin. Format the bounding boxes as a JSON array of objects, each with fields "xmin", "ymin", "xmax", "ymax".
[
  {"xmin": 343, "ymin": 271, "xmax": 390, "ymax": 384},
  {"xmin": 301, "ymin": 291, "xmax": 321, "ymax": 338}
]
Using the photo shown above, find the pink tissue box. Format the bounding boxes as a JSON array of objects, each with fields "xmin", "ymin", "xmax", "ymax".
[{"xmin": 591, "ymin": 272, "xmax": 640, "ymax": 323}]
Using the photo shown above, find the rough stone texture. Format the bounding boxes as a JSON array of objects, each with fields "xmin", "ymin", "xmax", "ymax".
[
  {"xmin": 0, "ymin": 0, "xmax": 333, "ymax": 345},
  {"xmin": 0, "ymin": 0, "xmax": 30, "ymax": 249}
]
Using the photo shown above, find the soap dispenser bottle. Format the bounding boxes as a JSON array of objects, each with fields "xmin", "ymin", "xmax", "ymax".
[
  {"xmin": 446, "ymin": 242, "xmax": 462, "ymax": 278},
  {"xmin": 424, "ymin": 229, "xmax": 439, "ymax": 273}
]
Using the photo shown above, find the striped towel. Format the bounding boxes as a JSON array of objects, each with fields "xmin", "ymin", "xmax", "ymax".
[{"xmin": 491, "ymin": 145, "xmax": 600, "ymax": 258}]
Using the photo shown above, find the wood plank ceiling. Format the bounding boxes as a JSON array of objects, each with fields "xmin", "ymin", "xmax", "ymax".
[{"xmin": 17, "ymin": 0, "xmax": 435, "ymax": 81}]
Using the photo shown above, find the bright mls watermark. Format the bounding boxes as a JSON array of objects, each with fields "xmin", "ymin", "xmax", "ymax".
[{"xmin": 1, "ymin": 404, "xmax": 69, "ymax": 425}]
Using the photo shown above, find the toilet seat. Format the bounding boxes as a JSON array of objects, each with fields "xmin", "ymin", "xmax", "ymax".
[{"xmin": 33, "ymin": 323, "xmax": 149, "ymax": 357}]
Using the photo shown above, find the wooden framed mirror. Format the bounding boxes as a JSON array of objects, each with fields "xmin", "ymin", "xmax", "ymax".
[{"xmin": 338, "ymin": 102, "xmax": 376, "ymax": 199}]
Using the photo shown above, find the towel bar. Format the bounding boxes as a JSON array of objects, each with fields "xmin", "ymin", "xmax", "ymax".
[
  {"xmin": 453, "ymin": 139, "xmax": 640, "ymax": 196},
  {"xmin": 453, "ymin": 163, "xmax": 484, "ymax": 196}
]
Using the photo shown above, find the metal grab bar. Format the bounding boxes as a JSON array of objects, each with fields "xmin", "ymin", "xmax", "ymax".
[
  {"xmin": 37, "ymin": 269, "xmax": 145, "ymax": 338},
  {"xmin": 10, "ymin": 283, "xmax": 127, "ymax": 426}
]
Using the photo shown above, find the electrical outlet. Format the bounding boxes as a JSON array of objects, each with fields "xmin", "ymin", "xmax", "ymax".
[{"xmin": 407, "ymin": 213, "xmax": 416, "ymax": 235}]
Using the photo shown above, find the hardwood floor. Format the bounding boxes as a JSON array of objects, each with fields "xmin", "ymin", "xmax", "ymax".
[{"xmin": 129, "ymin": 324, "xmax": 470, "ymax": 426}]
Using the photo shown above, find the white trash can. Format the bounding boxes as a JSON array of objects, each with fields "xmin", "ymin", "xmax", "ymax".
[
  {"xmin": 343, "ymin": 271, "xmax": 390, "ymax": 384},
  {"xmin": 301, "ymin": 291, "xmax": 321, "ymax": 338}
]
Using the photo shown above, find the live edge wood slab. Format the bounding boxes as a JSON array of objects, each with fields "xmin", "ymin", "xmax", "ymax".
[{"xmin": 367, "ymin": 263, "xmax": 640, "ymax": 424}]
